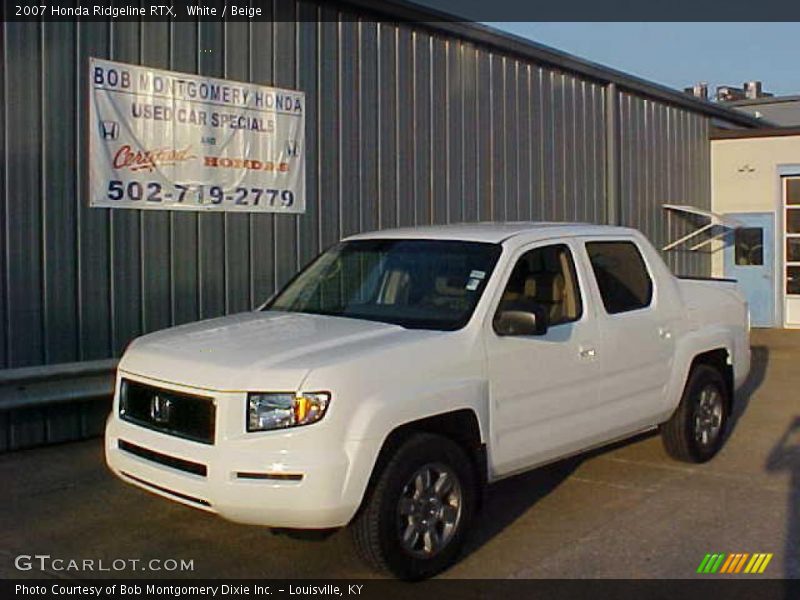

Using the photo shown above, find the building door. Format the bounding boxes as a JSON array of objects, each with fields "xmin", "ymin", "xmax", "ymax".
[
  {"xmin": 724, "ymin": 212, "xmax": 775, "ymax": 328},
  {"xmin": 784, "ymin": 178, "xmax": 800, "ymax": 327}
]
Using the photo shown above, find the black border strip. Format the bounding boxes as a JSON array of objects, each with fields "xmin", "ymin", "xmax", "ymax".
[
  {"xmin": 119, "ymin": 439, "xmax": 208, "ymax": 477},
  {"xmin": 236, "ymin": 471, "xmax": 304, "ymax": 481}
]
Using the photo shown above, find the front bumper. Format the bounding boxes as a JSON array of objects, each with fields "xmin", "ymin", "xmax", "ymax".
[{"xmin": 105, "ymin": 374, "xmax": 379, "ymax": 529}]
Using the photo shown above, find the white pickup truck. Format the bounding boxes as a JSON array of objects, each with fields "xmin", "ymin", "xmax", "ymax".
[{"xmin": 105, "ymin": 223, "xmax": 750, "ymax": 579}]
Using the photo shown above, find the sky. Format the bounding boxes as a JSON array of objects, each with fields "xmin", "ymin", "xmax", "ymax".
[{"xmin": 487, "ymin": 23, "xmax": 800, "ymax": 97}]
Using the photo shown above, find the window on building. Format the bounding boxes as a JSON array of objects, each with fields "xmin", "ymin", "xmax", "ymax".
[
  {"xmin": 734, "ymin": 227, "xmax": 764, "ymax": 266},
  {"xmin": 787, "ymin": 179, "xmax": 800, "ymax": 205},
  {"xmin": 787, "ymin": 266, "xmax": 800, "ymax": 296},
  {"xmin": 788, "ymin": 239, "xmax": 800, "ymax": 263},
  {"xmin": 786, "ymin": 209, "xmax": 800, "ymax": 234},
  {"xmin": 585, "ymin": 241, "xmax": 653, "ymax": 314}
]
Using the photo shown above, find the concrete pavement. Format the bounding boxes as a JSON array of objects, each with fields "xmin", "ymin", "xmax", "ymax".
[{"xmin": 1, "ymin": 329, "xmax": 798, "ymax": 579}]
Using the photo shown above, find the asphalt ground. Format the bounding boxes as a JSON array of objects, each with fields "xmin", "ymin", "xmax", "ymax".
[{"xmin": 1, "ymin": 329, "xmax": 798, "ymax": 580}]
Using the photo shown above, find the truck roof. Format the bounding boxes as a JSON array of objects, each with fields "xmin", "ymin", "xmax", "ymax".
[{"xmin": 344, "ymin": 222, "xmax": 637, "ymax": 244}]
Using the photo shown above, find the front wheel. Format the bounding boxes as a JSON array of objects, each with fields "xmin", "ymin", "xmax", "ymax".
[
  {"xmin": 350, "ymin": 433, "xmax": 477, "ymax": 580},
  {"xmin": 661, "ymin": 364, "xmax": 730, "ymax": 463}
]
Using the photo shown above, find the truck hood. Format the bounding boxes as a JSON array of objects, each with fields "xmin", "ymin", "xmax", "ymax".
[{"xmin": 118, "ymin": 311, "xmax": 410, "ymax": 391}]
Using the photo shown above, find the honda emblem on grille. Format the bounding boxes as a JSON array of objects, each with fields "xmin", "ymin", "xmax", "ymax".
[{"xmin": 150, "ymin": 395, "xmax": 172, "ymax": 424}]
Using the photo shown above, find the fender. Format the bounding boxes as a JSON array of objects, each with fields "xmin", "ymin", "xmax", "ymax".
[
  {"xmin": 344, "ymin": 377, "xmax": 489, "ymax": 444},
  {"xmin": 335, "ymin": 377, "xmax": 489, "ymax": 521},
  {"xmin": 662, "ymin": 325, "xmax": 738, "ymax": 422},
  {"xmin": 298, "ymin": 328, "xmax": 491, "ymax": 521}
]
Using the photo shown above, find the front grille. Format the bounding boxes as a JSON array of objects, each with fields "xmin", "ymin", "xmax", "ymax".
[
  {"xmin": 119, "ymin": 440, "xmax": 207, "ymax": 476},
  {"xmin": 119, "ymin": 379, "xmax": 215, "ymax": 444}
]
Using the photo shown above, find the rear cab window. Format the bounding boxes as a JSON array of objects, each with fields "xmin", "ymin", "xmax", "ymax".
[{"xmin": 585, "ymin": 241, "xmax": 653, "ymax": 314}]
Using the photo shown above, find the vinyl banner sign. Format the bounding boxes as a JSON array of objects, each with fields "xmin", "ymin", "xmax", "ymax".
[{"xmin": 89, "ymin": 58, "xmax": 305, "ymax": 213}]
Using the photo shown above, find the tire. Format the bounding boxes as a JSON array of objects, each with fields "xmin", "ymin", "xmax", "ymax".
[
  {"xmin": 350, "ymin": 433, "xmax": 477, "ymax": 580},
  {"xmin": 661, "ymin": 364, "xmax": 730, "ymax": 463}
]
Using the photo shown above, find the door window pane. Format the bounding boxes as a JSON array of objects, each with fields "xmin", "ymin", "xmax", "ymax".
[
  {"xmin": 585, "ymin": 241, "xmax": 653, "ymax": 314},
  {"xmin": 496, "ymin": 244, "xmax": 583, "ymax": 327},
  {"xmin": 788, "ymin": 266, "xmax": 800, "ymax": 295},
  {"xmin": 734, "ymin": 228, "xmax": 763, "ymax": 265},
  {"xmin": 787, "ymin": 239, "xmax": 800, "ymax": 263},
  {"xmin": 787, "ymin": 178, "xmax": 800, "ymax": 205},
  {"xmin": 787, "ymin": 209, "xmax": 800, "ymax": 234}
]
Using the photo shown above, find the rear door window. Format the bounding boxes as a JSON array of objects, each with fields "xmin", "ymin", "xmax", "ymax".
[{"xmin": 585, "ymin": 241, "xmax": 653, "ymax": 314}]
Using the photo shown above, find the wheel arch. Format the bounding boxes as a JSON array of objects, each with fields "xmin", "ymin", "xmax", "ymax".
[
  {"xmin": 352, "ymin": 409, "xmax": 487, "ymax": 521},
  {"xmin": 667, "ymin": 325, "xmax": 737, "ymax": 419},
  {"xmin": 687, "ymin": 347, "xmax": 734, "ymax": 412},
  {"xmin": 661, "ymin": 346, "xmax": 734, "ymax": 463}
]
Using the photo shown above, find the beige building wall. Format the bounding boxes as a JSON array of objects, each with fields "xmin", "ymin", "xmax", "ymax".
[{"xmin": 711, "ymin": 134, "xmax": 800, "ymax": 325}]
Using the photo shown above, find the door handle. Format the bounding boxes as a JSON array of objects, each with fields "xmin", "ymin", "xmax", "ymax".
[
  {"xmin": 658, "ymin": 327, "xmax": 672, "ymax": 340},
  {"xmin": 579, "ymin": 347, "xmax": 596, "ymax": 359}
]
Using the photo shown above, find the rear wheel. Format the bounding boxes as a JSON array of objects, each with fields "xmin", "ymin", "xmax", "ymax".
[
  {"xmin": 350, "ymin": 433, "xmax": 476, "ymax": 580},
  {"xmin": 661, "ymin": 364, "xmax": 729, "ymax": 463}
]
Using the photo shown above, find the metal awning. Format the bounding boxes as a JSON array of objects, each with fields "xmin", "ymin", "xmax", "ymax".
[{"xmin": 661, "ymin": 204, "xmax": 743, "ymax": 251}]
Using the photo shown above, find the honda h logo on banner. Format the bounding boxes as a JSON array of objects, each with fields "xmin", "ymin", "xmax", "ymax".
[
  {"xmin": 100, "ymin": 120, "xmax": 119, "ymax": 141},
  {"xmin": 88, "ymin": 57, "xmax": 306, "ymax": 214}
]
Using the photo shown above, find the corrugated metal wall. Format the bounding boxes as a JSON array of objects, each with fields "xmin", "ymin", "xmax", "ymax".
[
  {"xmin": 1, "ymin": 3, "xmax": 718, "ymax": 448},
  {"xmin": 617, "ymin": 92, "xmax": 712, "ymax": 277}
]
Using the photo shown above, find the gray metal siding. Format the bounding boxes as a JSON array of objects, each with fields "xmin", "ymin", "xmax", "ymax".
[
  {"xmin": 1, "ymin": 4, "xmax": 726, "ymax": 449},
  {"xmin": 6, "ymin": 22, "xmax": 44, "ymax": 367},
  {"xmin": 618, "ymin": 91, "xmax": 711, "ymax": 276},
  {"xmin": 732, "ymin": 101, "xmax": 800, "ymax": 128}
]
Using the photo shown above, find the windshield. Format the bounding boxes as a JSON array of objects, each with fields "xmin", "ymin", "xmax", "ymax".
[{"xmin": 265, "ymin": 239, "xmax": 502, "ymax": 330}]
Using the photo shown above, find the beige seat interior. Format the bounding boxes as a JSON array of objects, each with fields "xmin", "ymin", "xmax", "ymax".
[
  {"xmin": 498, "ymin": 247, "xmax": 580, "ymax": 325},
  {"xmin": 380, "ymin": 270, "xmax": 410, "ymax": 305},
  {"xmin": 558, "ymin": 250, "xmax": 578, "ymax": 319}
]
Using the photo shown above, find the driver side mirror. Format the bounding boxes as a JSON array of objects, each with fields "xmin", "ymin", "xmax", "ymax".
[{"xmin": 494, "ymin": 302, "xmax": 549, "ymax": 336}]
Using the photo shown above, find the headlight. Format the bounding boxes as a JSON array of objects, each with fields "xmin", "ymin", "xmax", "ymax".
[{"xmin": 247, "ymin": 392, "xmax": 331, "ymax": 432}]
